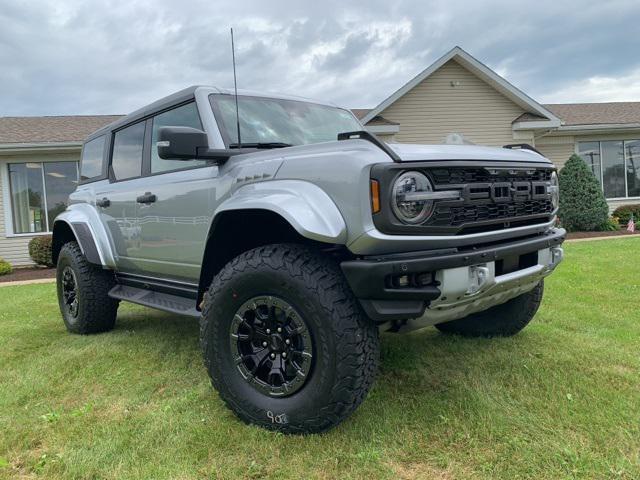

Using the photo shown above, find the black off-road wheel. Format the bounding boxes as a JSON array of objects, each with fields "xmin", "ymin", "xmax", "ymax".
[
  {"xmin": 200, "ymin": 244, "xmax": 379, "ymax": 434},
  {"xmin": 435, "ymin": 281, "xmax": 544, "ymax": 337},
  {"xmin": 56, "ymin": 241, "xmax": 119, "ymax": 334}
]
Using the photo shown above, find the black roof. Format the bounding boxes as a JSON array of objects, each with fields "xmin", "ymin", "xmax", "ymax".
[{"xmin": 86, "ymin": 86, "xmax": 200, "ymax": 141}]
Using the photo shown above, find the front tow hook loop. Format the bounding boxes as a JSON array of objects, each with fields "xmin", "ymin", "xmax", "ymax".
[
  {"xmin": 550, "ymin": 247, "xmax": 564, "ymax": 268},
  {"xmin": 467, "ymin": 265, "xmax": 490, "ymax": 295}
]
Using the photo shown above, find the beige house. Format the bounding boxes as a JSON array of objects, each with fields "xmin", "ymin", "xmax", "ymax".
[
  {"xmin": 1, "ymin": 46, "xmax": 639, "ymax": 266},
  {"xmin": 0, "ymin": 116, "xmax": 119, "ymax": 266},
  {"xmin": 354, "ymin": 47, "xmax": 640, "ymax": 213}
]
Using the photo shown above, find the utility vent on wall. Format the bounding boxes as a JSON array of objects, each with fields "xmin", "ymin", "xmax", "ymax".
[{"xmin": 444, "ymin": 133, "xmax": 475, "ymax": 145}]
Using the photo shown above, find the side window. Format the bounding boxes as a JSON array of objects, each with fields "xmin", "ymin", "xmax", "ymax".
[
  {"xmin": 151, "ymin": 102, "xmax": 205, "ymax": 174},
  {"xmin": 111, "ymin": 121, "xmax": 145, "ymax": 181},
  {"xmin": 80, "ymin": 135, "xmax": 106, "ymax": 181}
]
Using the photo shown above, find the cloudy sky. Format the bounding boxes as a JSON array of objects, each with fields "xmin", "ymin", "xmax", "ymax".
[{"xmin": 2, "ymin": 0, "xmax": 640, "ymax": 116}]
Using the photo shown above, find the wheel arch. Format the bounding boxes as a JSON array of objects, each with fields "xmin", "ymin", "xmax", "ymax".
[
  {"xmin": 52, "ymin": 206, "xmax": 117, "ymax": 268},
  {"xmin": 197, "ymin": 208, "xmax": 338, "ymax": 306}
]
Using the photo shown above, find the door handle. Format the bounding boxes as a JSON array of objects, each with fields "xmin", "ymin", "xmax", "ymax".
[
  {"xmin": 136, "ymin": 192, "xmax": 157, "ymax": 204},
  {"xmin": 96, "ymin": 197, "xmax": 111, "ymax": 208}
]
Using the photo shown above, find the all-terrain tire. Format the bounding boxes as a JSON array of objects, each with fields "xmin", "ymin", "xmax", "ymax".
[
  {"xmin": 56, "ymin": 241, "xmax": 118, "ymax": 334},
  {"xmin": 435, "ymin": 281, "xmax": 544, "ymax": 337},
  {"xmin": 200, "ymin": 244, "xmax": 380, "ymax": 434}
]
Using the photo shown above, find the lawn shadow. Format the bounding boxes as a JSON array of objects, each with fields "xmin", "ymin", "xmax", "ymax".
[
  {"xmin": 113, "ymin": 306, "xmax": 526, "ymax": 409},
  {"xmin": 110, "ymin": 307, "xmax": 553, "ymax": 440}
]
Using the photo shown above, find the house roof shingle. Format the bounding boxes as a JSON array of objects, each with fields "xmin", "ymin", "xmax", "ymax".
[
  {"xmin": 0, "ymin": 115, "xmax": 123, "ymax": 145},
  {"xmin": 351, "ymin": 108, "xmax": 372, "ymax": 120},
  {"xmin": 543, "ymin": 102, "xmax": 640, "ymax": 126},
  {"xmin": 4, "ymin": 101, "xmax": 640, "ymax": 146}
]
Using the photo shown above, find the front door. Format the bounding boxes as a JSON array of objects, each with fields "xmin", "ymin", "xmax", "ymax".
[{"xmin": 133, "ymin": 101, "xmax": 215, "ymax": 283}]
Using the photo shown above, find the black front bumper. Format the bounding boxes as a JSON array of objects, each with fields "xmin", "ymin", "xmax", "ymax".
[{"xmin": 341, "ymin": 228, "xmax": 566, "ymax": 322}]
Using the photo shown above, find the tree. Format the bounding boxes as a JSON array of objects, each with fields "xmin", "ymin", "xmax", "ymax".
[{"xmin": 558, "ymin": 154, "xmax": 609, "ymax": 231}]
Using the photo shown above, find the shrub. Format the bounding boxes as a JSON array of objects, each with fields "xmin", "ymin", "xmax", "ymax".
[
  {"xmin": 599, "ymin": 217, "xmax": 620, "ymax": 231},
  {"xmin": 612, "ymin": 204, "xmax": 640, "ymax": 226},
  {"xmin": 28, "ymin": 235, "xmax": 54, "ymax": 267},
  {"xmin": 558, "ymin": 154, "xmax": 609, "ymax": 232},
  {"xmin": 0, "ymin": 258, "xmax": 11, "ymax": 276}
]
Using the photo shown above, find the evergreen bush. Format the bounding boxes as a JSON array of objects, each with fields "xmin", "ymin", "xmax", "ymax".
[{"xmin": 558, "ymin": 154, "xmax": 609, "ymax": 231}]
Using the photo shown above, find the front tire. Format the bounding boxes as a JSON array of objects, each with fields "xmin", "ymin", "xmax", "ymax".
[
  {"xmin": 435, "ymin": 281, "xmax": 544, "ymax": 337},
  {"xmin": 56, "ymin": 241, "xmax": 118, "ymax": 334},
  {"xmin": 200, "ymin": 244, "xmax": 379, "ymax": 434}
]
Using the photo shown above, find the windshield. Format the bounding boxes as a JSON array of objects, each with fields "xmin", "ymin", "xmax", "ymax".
[{"xmin": 210, "ymin": 94, "xmax": 362, "ymax": 147}]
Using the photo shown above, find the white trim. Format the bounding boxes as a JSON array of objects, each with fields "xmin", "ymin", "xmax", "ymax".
[
  {"xmin": 556, "ymin": 123, "xmax": 640, "ymax": 134},
  {"xmin": 1, "ymin": 161, "xmax": 13, "ymax": 237},
  {"xmin": 4, "ymin": 231, "xmax": 52, "ymax": 238},
  {"xmin": 366, "ymin": 124, "xmax": 400, "ymax": 134},
  {"xmin": 40, "ymin": 163, "xmax": 50, "ymax": 231},
  {"xmin": 361, "ymin": 46, "xmax": 561, "ymax": 126},
  {"xmin": 513, "ymin": 120, "xmax": 562, "ymax": 130},
  {"xmin": 606, "ymin": 196, "xmax": 640, "ymax": 201},
  {"xmin": 0, "ymin": 142, "xmax": 82, "ymax": 155}
]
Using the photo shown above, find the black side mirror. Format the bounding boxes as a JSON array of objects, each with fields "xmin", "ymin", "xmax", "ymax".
[{"xmin": 157, "ymin": 126, "xmax": 208, "ymax": 160}]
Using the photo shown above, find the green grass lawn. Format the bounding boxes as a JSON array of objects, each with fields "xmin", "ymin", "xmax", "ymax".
[{"xmin": 1, "ymin": 239, "xmax": 639, "ymax": 479}]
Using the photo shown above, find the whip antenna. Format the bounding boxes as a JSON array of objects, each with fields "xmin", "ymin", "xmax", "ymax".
[{"xmin": 230, "ymin": 28, "xmax": 242, "ymax": 148}]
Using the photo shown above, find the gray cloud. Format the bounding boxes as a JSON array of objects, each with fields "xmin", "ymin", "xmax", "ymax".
[{"xmin": 1, "ymin": 0, "xmax": 640, "ymax": 116}]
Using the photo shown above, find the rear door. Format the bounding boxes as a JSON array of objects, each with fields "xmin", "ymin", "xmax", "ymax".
[{"xmin": 94, "ymin": 120, "xmax": 147, "ymax": 275}]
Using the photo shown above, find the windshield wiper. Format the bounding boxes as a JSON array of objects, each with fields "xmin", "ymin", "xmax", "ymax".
[{"xmin": 229, "ymin": 142, "xmax": 292, "ymax": 149}]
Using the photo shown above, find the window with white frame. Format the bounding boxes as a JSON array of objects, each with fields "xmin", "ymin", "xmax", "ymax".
[
  {"xmin": 578, "ymin": 140, "xmax": 640, "ymax": 199},
  {"xmin": 8, "ymin": 161, "xmax": 79, "ymax": 234}
]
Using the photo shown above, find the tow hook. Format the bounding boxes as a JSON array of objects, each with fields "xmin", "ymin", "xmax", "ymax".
[
  {"xmin": 549, "ymin": 247, "xmax": 564, "ymax": 269},
  {"xmin": 467, "ymin": 265, "xmax": 490, "ymax": 295}
]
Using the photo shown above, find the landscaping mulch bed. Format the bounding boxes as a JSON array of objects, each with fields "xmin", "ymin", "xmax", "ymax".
[
  {"xmin": 0, "ymin": 267, "xmax": 55, "ymax": 283},
  {"xmin": 566, "ymin": 229, "xmax": 639, "ymax": 240}
]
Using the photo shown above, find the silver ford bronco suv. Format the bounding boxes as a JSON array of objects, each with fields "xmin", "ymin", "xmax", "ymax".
[{"xmin": 53, "ymin": 86, "xmax": 565, "ymax": 433}]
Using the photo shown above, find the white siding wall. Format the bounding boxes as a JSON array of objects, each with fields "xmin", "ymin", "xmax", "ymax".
[
  {"xmin": 535, "ymin": 135, "xmax": 576, "ymax": 169},
  {"xmin": 378, "ymin": 59, "xmax": 526, "ymax": 146},
  {"xmin": 0, "ymin": 152, "xmax": 80, "ymax": 267},
  {"xmin": 376, "ymin": 134, "xmax": 397, "ymax": 143}
]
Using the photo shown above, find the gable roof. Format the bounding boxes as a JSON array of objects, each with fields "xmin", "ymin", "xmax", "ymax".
[
  {"xmin": 0, "ymin": 115, "xmax": 123, "ymax": 145},
  {"xmin": 361, "ymin": 46, "xmax": 561, "ymax": 128},
  {"xmin": 544, "ymin": 102, "xmax": 640, "ymax": 126},
  {"xmin": 351, "ymin": 109, "xmax": 371, "ymax": 120}
]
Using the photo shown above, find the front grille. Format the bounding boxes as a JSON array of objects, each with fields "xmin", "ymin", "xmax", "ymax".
[
  {"xmin": 421, "ymin": 166, "xmax": 554, "ymax": 233},
  {"xmin": 369, "ymin": 162, "xmax": 557, "ymax": 236},
  {"xmin": 430, "ymin": 167, "xmax": 552, "ymax": 185},
  {"xmin": 429, "ymin": 199, "xmax": 554, "ymax": 227}
]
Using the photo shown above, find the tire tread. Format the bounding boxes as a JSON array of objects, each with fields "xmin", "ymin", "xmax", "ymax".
[
  {"xmin": 200, "ymin": 244, "xmax": 379, "ymax": 434},
  {"xmin": 57, "ymin": 242, "xmax": 118, "ymax": 334}
]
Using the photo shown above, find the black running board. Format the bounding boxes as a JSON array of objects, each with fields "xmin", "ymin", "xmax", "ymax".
[{"xmin": 108, "ymin": 284, "xmax": 199, "ymax": 318}]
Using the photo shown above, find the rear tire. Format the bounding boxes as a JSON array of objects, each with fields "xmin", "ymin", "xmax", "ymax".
[
  {"xmin": 56, "ymin": 241, "xmax": 118, "ymax": 334},
  {"xmin": 200, "ymin": 244, "xmax": 379, "ymax": 434},
  {"xmin": 435, "ymin": 281, "xmax": 544, "ymax": 337}
]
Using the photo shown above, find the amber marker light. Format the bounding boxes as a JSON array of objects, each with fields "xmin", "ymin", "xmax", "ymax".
[{"xmin": 370, "ymin": 179, "xmax": 381, "ymax": 214}]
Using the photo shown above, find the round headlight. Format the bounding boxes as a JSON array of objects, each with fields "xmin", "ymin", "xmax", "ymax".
[
  {"xmin": 550, "ymin": 171, "xmax": 560, "ymax": 210},
  {"xmin": 391, "ymin": 171, "xmax": 434, "ymax": 224}
]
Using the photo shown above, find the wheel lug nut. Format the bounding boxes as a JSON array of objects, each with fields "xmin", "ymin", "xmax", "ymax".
[
  {"xmin": 266, "ymin": 329, "xmax": 271, "ymax": 334},
  {"xmin": 270, "ymin": 353, "xmax": 276, "ymax": 359},
  {"xmin": 282, "ymin": 352, "xmax": 287, "ymax": 358},
  {"xmin": 277, "ymin": 327, "xmax": 282, "ymax": 333},
  {"xmin": 285, "ymin": 339, "xmax": 291, "ymax": 345},
  {"xmin": 262, "ymin": 341, "xmax": 268, "ymax": 347}
]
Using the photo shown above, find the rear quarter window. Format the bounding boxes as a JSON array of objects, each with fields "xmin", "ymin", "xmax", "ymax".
[{"xmin": 80, "ymin": 135, "xmax": 106, "ymax": 181}]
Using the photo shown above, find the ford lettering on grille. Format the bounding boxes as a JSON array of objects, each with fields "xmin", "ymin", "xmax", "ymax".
[{"xmin": 461, "ymin": 181, "xmax": 551, "ymax": 203}]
